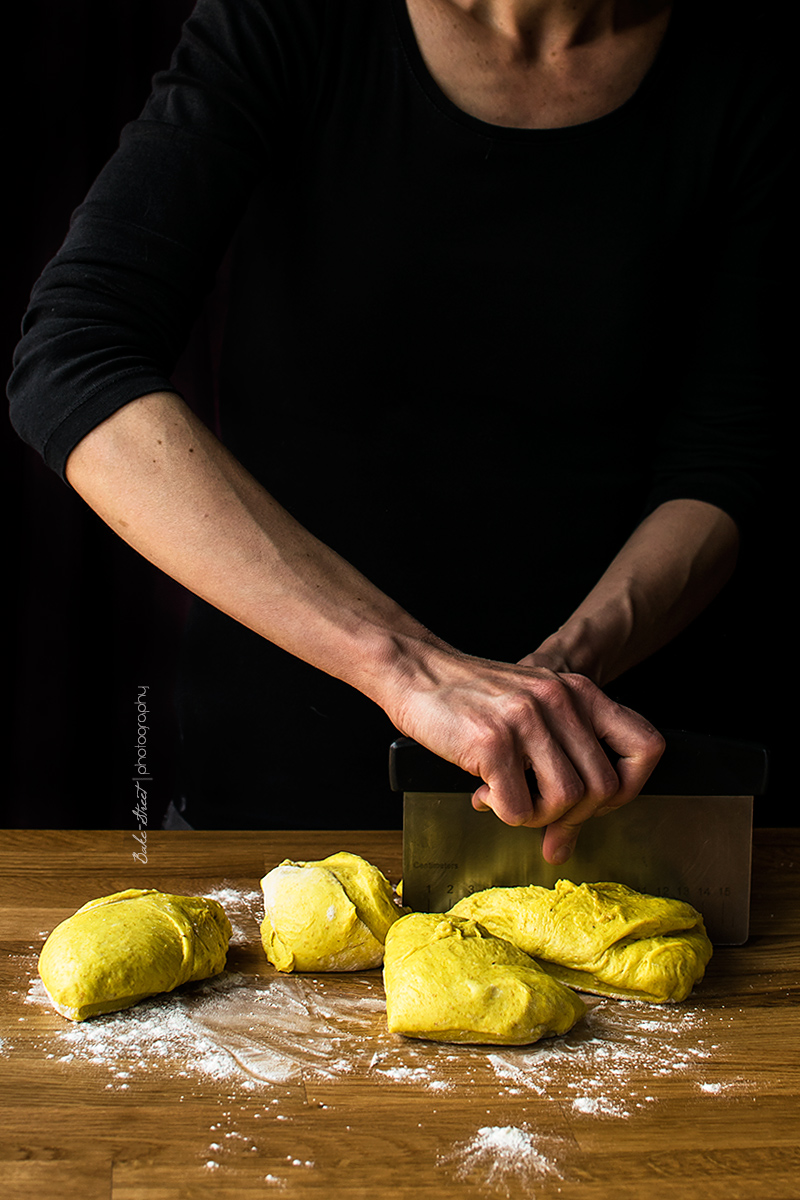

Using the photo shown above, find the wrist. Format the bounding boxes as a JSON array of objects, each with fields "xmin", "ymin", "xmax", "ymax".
[
  {"xmin": 341, "ymin": 617, "xmax": 455, "ymax": 716},
  {"xmin": 532, "ymin": 618, "xmax": 617, "ymax": 686}
]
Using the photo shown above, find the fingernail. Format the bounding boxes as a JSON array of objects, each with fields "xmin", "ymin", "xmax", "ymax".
[{"xmin": 550, "ymin": 845, "xmax": 572, "ymax": 865}]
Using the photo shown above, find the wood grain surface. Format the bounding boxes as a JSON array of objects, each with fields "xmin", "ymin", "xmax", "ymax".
[{"xmin": 0, "ymin": 828, "xmax": 798, "ymax": 1200}]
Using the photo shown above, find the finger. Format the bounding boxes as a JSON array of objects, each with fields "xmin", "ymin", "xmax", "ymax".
[
  {"xmin": 470, "ymin": 688, "xmax": 608, "ymax": 827},
  {"xmin": 520, "ymin": 682, "xmax": 619, "ymax": 817},
  {"xmin": 583, "ymin": 689, "xmax": 666, "ymax": 802},
  {"xmin": 472, "ymin": 786, "xmax": 491, "ymax": 812},
  {"xmin": 539, "ymin": 749, "xmax": 661, "ymax": 865},
  {"xmin": 541, "ymin": 816, "xmax": 584, "ymax": 865},
  {"xmin": 539, "ymin": 788, "xmax": 623, "ymax": 864},
  {"xmin": 471, "ymin": 741, "xmax": 586, "ymax": 828},
  {"xmin": 465, "ymin": 695, "xmax": 586, "ymax": 827},
  {"xmin": 538, "ymin": 709, "xmax": 664, "ymax": 864},
  {"xmin": 535, "ymin": 722, "xmax": 620, "ymax": 810},
  {"xmin": 471, "ymin": 774, "xmax": 537, "ymax": 827}
]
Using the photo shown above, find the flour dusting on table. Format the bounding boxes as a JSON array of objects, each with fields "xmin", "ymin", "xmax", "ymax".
[
  {"xmin": 22, "ymin": 965, "xmax": 743, "ymax": 1126},
  {"xmin": 6, "ymin": 880, "xmax": 758, "ymax": 1196},
  {"xmin": 25, "ymin": 969, "xmax": 387, "ymax": 1089},
  {"xmin": 203, "ymin": 884, "xmax": 262, "ymax": 946},
  {"xmin": 18, "ymin": 882, "xmax": 746, "ymax": 1124},
  {"xmin": 441, "ymin": 1124, "xmax": 562, "ymax": 1194},
  {"xmin": 484, "ymin": 999, "xmax": 726, "ymax": 1118}
]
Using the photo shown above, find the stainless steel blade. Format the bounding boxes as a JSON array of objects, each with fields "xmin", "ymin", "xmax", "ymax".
[{"xmin": 402, "ymin": 791, "xmax": 753, "ymax": 944}]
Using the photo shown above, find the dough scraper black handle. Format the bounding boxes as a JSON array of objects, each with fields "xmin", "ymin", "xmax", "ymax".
[{"xmin": 389, "ymin": 729, "xmax": 769, "ymax": 796}]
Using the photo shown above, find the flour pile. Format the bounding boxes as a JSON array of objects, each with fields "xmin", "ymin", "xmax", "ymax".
[{"xmin": 441, "ymin": 1124, "xmax": 563, "ymax": 1193}]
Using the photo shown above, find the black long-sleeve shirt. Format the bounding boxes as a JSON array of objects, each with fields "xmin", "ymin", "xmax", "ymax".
[{"xmin": 8, "ymin": 0, "xmax": 791, "ymax": 826}]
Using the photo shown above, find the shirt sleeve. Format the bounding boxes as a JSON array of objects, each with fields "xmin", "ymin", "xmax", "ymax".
[
  {"xmin": 642, "ymin": 48, "xmax": 793, "ymax": 535},
  {"xmin": 7, "ymin": 0, "xmax": 324, "ymax": 481}
]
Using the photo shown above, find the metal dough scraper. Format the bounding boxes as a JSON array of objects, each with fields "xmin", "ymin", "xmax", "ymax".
[{"xmin": 391, "ymin": 730, "xmax": 768, "ymax": 945}]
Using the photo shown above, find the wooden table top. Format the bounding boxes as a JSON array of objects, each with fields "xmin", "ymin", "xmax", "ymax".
[{"xmin": 0, "ymin": 828, "xmax": 798, "ymax": 1200}]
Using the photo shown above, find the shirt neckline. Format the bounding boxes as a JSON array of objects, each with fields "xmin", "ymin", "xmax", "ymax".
[{"xmin": 388, "ymin": 0, "xmax": 677, "ymax": 141}]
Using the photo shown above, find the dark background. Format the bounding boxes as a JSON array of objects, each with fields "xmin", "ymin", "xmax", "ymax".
[
  {"xmin": 8, "ymin": 0, "xmax": 202, "ymax": 831},
  {"xmin": 6, "ymin": 0, "xmax": 792, "ymax": 831}
]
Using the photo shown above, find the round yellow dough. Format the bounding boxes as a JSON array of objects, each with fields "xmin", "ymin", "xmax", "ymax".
[
  {"xmin": 260, "ymin": 851, "xmax": 402, "ymax": 972},
  {"xmin": 450, "ymin": 879, "xmax": 712, "ymax": 1003},
  {"xmin": 38, "ymin": 888, "xmax": 232, "ymax": 1021},
  {"xmin": 383, "ymin": 912, "xmax": 586, "ymax": 1044}
]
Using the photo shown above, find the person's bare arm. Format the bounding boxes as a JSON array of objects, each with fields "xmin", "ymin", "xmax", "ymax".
[
  {"xmin": 65, "ymin": 390, "xmax": 665, "ymax": 858},
  {"xmin": 510, "ymin": 498, "xmax": 739, "ymax": 857},
  {"xmin": 522, "ymin": 498, "xmax": 739, "ymax": 686}
]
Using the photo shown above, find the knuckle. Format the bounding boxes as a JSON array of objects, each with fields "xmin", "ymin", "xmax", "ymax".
[
  {"xmin": 595, "ymin": 759, "xmax": 622, "ymax": 798},
  {"xmin": 503, "ymin": 807, "xmax": 534, "ymax": 828},
  {"xmin": 471, "ymin": 721, "xmax": 507, "ymax": 755},
  {"xmin": 531, "ymin": 676, "xmax": 569, "ymax": 707},
  {"xmin": 468, "ymin": 722, "xmax": 514, "ymax": 771},
  {"xmin": 502, "ymin": 690, "xmax": 542, "ymax": 726},
  {"xmin": 555, "ymin": 777, "xmax": 585, "ymax": 808},
  {"xmin": 564, "ymin": 672, "xmax": 593, "ymax": 693},
  {"xmin": 641, "ymin": 728, "xmax": 667, "ymax": 762},
  {"xmin": 597, "ymin": 775, "xmax": 621, "ymax": 803}
]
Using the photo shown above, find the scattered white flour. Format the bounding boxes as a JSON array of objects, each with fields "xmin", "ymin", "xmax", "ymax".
[
  {"xmin": 571, "ymin": 1094, "xmax": 628, "ymax": 1118},
  {"xmin": 483, "ymin": 998, "xmax": 731, "ymax": 1119},
  {"xmin": 20, "ymin": 951, "xmax": 745, "ymax": 1126},
  {"xmin": 13, "ymin": 881, "xmax": 751, "ymax": 1146},
  {"xmin": 203, "ymin": 884, "xmax": 263, "ymax": 947},
  {"xmin": 24, "ymin": 969, "xmax": 388, "ymax": 1089},
  {"xmin": 698, "ymin": 1081, "xmax": 733, "ymax": 1094},
  {"xmin": 441, "ymin": 1125, "xmax": 562, "ymax": 1195}
]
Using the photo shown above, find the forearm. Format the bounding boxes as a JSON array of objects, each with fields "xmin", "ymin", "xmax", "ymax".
[
  {"xmin": 64, "ymin": 392, "xmax": 444, "ymax": 707},
  {"xmin": 65, "ymin": 391, "xmax": 665, "ymax": 858},
  {"xmin": 529, "ymin": 499, "xmax": 740, "ymax": 686}
]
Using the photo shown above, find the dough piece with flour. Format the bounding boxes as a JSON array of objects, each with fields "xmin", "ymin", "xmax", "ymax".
[
  {"xmin": 383, "ymin": 912, "xmax": 586, "ymax": 1044},
  {"xmin": 450, "ymin": 879, "xmax": 712, "ymax": 1003},
  {"xmin": 38, "ymin": 888, "xmax": 231, "ymax": 1021},
  {"xmin": 260, "ymin": 851, "xmax": 401, "ymax": 972}
]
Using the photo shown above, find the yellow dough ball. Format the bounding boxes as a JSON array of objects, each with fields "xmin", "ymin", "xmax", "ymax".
[
  {"xmin": 38, "ymin": 888, "xmax": 232, "ymax": 1021},
  {"xmin": 450, "ymin": 879, "xmax": 712, "ymax": 1003},
  {"xmin": 260, "ymin": 851, "xmax": 401, "ymax": 972},
  {"xmin": 383, "ymin": 912, "xmax": 586, "ymax": 1044}
]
